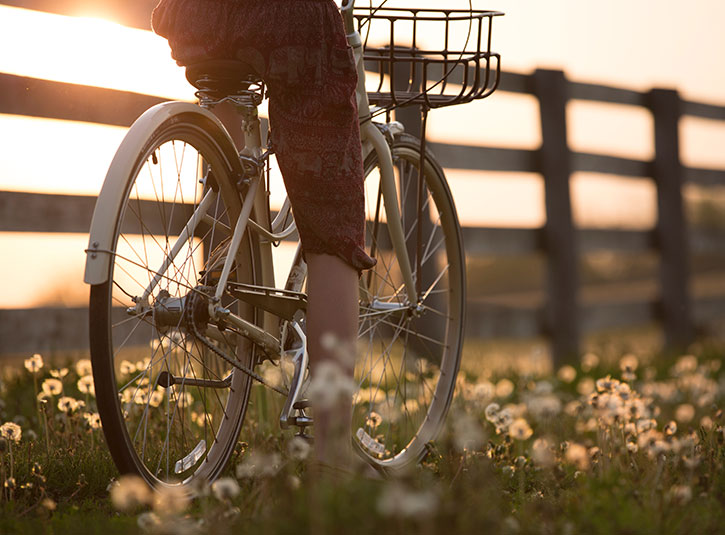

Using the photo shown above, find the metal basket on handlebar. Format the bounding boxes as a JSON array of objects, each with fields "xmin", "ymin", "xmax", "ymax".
[{"xmin": 354, "ymin": 7, "xmax": 503, "ymax": 110}]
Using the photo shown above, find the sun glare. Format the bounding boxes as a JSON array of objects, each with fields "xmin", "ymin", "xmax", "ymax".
[{"xmin": 0, "ymin": 5, "xmax": 194, "ymax": 100}]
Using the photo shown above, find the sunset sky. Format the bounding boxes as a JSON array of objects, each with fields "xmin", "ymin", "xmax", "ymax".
[{"xmin": 1, "ymin": 0, "xmax": 724, "ymax": 308}]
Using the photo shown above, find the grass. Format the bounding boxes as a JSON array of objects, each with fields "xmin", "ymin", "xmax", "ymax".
[{"xmin": 0, "ymin": 340, "xmax": 723, "ymax": 534}]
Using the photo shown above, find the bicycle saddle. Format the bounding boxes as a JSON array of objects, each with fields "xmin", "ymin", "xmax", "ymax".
[{"xmin": 185, "ymin": 59, "xmax": 263, "ymax": 98}]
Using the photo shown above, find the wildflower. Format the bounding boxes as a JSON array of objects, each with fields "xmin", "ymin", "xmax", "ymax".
[
  {"xmin": 24, "ymin": 353, "xmax": 44, "ymax": 374},
  {"xmin": 664, "ymin": 421, "xmax": 677, "ymax": 436},
  {"xmin": 236, "ymin": 451, "xmax": 282, "ymax": 479},
  {"xmin": 287, "ymin": 436, "xmax": 311, "ymax": 461},
  {"xmin": 120, "ymin": 360, "xmax": 137, "ymax": 376},
  {"xmin": 41, "ymin": 378, "xmax": 63, "ymax": 397},
  {"xmin": 287, "ymin": 474, "xmax": 301, "ymax": 490},
  {"xmin": 365, "ymin": 411, "xmax": 383, "ymax": 429},
  {"xmin": 5, "ymin": 477, "xmax": 16, "ymax": 490},
  {"xmin": 211, "ymin": 477, "xmax": 240, "ymax": 501},
  {"xmin": 110, "ymin": 474, "xmax": 152, "ymax": 512},
  {"xmin": 50, "ymin": 368, "xmax": 69, "ymax": 379},
  {"xmin": 376, "ymin": 481, "xmax": 438, "ymax": 518},
  {"xmin": 565, "ymin": 443, "xmax": 590, "ymax": 470},
  {"xmin": 581, "ymin": 352, "xmax": 599, "ymax": 372},
  {"xmin": 77, "ymin": 375, "xmax": 95, "ymax": 396},
  {"xmin": 509, "ymin": 418, "xmax": 533, "ymax": 441},
  {"xmin": 494, "ymin": 408, "xmax": 514, "ymax": 434},
  {"xmin": 75, "ymin": 359, "xmax": 93, "ymax": 377},
  {"xmin": 0, "ymin": 422, "xmax": 21, "ymax": 443},
  {"xmin": 619, "ymin": 353, "xmax": 639, "ymax": 372},
  {"xmin": 452, "ymin": 412, "xmax": 486, "ymax": 451},
  {"xmin": 557, "ymin": 365, "xmax": 577, "ymax": 383},
  {"xmin": 57, "ymin": 396, "xmax": 83, "ymax": 414},
  {"xmin": 595, "ymin": 375, "xmax": 619, "ymax": 393},
  {"xmin": 153, "ymin": 484, "xmax": 190, "ymax": 516},
  {"xmin": 83, "ymin": 412, "xmax": 102, "ymax": 430},
  {"xmin": 495, "ymin": 378, "xmax": 514, "ymax": 398},
  {"xmin": 41, "ymin": 497, "xmax": 57, "ymax": 511},
  {"xmin": 306, "ymin": 361, "xmax": 356, "ymax": 410},
  {"xmin": 484, "ymin": 403, "xmax": 500, "ymax": 422},
  {"xmin": 471, "ymin": 380, "xmax": 495, "ymax": 403},
  {"xmin": 626, "ymin": 441, "xmax": 639, "ymax": 453}
]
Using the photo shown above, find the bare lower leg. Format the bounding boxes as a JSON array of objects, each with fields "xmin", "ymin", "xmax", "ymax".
[{"xmin": 306, "ymin": 253, "xmax": 358, "ymax": 468}]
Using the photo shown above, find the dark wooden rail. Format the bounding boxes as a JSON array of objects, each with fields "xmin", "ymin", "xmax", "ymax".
[{"xmin": 1, "ymin": 2, "xmax": 724, "ymax": 363}]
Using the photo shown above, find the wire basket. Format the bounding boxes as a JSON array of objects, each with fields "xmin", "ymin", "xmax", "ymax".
[{"xmin": 354, "ymin": 6, "xmax": 503, "ymax": 110}]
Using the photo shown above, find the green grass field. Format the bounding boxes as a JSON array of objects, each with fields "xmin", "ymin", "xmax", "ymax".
[{"xmin": 0, "ymin": 339, "xmax": 723, "ymax": 535}]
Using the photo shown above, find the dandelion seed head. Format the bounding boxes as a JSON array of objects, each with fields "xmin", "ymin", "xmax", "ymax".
[
  {"xmin": 484, "ymin": 403, "xmax": 500, "ymax": 422},
  {"xmin": 287, "ymin": 436, "xmax": 311, "ymax": 461},
  {"xmin": 619, "ymin": 353, "xmax": 639, "ymax": 372},
  {"xmin": 211, "ymin": 477, "xmax": 240, "ymax": 501},
  {"xmin": 120, "ymin": 360, "xmax": 137, "ymax": 376},
  {"xmin": 50, "ymin": 368, "xmax": 69, "ymax": 379},
  {"xmin": 83, "ymin": 412, "xmax": 102, "ymax": 430},
  {"xmin": 75, "ymin": 359, "xmax": 93, "ymax": 377},
  {"xmin": 77, "ymin": 375, "xmax": 95, "ymax": 396},
  {"xmin": 110, "ymin": 475, "xmax": 152, "ymax": 512},
  {"xmin": 452, "ymin": 412, "xmax": 486, "ymax": 451},
  {"xmin": 509, "ymin": 418, "xmax": 533, "ymax": 441},
  {"xmin": 24, "ymin": 353, "xmax": 44, "ymax": 374},
  {"xmin": 41, "ymin": 497, "xmax": 57, "ymax": 511},
  {"xmin": 153, "ymin": 484, "xmax": 190, "ymax": 516},
  {"xmin": 57, "ymin": 396, "xmax": 83, "ymax": 414},
  {"xmin": 307, "ymin": 361, "xmax": 356, "ymax": 410},
  {"xmin": 41, "ymin": 378, "xmax": 63, "ymax": 397},
  {"xmin": 376, "ymin": 481, "xmax": 439, "ymax": 518},
  {"xmin": 557, "ymin": 365, "xmax": 577, "ymax": 383},
  {"xmin": 565, "ymin": 443, "xmax": 590, "ymax": 470},
  {"xmin": 365, "ymin": 411, "xmax": 383, "ymax": 429},
  {"xmin": 673, "ymin": 355, "xmax": 698, "ymax": 376},
  {"xmin": 0, "ymin": 422, "xmax": 22, "ymax": 443},
  {"xmin": 532, "ymin": 438, "xmax": 554, "ymax": 466},
  {"xmin": 495, "ymin": 378, "xmax": 514, "ymax": 399},
  {"xmin": 235, "ymin": 451, "xmax": 282, "ymax": 479}
]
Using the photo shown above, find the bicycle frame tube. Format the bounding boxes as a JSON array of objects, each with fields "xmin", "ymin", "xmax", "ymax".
[{"xmin": 345, "ymin": 0, "xmax": 419, "ymax": 306}]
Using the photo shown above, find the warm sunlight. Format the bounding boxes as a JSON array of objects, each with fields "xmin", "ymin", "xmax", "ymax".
[{"xmin": 0, "ymin": 5, "xmax": 193, "ymax": 100}]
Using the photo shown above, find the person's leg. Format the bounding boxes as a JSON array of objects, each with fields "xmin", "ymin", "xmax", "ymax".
[{"xmin": 305, "ymin": 252, "xmax": 358, "ymax": 468}]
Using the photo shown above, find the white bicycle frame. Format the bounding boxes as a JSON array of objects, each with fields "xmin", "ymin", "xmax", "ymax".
[{"xmin": 83, "ymin": 0, "xmax": 417, "ymax": 426}]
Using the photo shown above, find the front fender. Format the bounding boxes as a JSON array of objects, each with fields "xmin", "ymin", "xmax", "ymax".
[{"xmin": 83, "ymin": 102, "xmax": 237, "ymax": 285}]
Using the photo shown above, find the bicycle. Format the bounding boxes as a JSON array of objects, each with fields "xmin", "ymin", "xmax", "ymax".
[{"xmin": 84, "ymin": 0, "xmax": 502, "ymax": 489}]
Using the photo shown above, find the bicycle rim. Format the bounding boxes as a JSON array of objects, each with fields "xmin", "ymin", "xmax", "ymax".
[
  {"xmin": 354, "ymin": 133, "xmax": 465, "ymax": 471},
  {"xmin": 90, "ymin": 115, "xmax": 259, "ymax": 488}
]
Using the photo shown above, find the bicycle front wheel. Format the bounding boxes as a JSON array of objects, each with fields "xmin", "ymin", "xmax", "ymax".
[
  {"xmin": 354, "ymin": 132, "xmax": 465, "ymax": 472},
  {"xmin": 89, "ymin": 108, "xmax": 260, "ymax": 488}
]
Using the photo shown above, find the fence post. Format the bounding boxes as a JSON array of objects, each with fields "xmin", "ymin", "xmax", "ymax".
[
  {"xmin": 650, "ymin": 88, "xmax": 694, "ymax": 350},
  {"xmin": 533, "ymin": 69, "xmax": 580, "ymax": 365}
]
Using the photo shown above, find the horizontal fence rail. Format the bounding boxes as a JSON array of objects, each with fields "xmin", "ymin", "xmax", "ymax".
[{"xmin": 1, "ymin": 6, "xmax": 725, "ymax": 361}]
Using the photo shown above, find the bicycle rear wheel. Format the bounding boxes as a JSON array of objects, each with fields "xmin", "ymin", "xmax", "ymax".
[
  {"xmin": 89, "ymin": 107, "xmax": 260, "ymax": 488},
  {"xmin": 354, "ymin": 132, "xmax": 465, "ymax": 472}
]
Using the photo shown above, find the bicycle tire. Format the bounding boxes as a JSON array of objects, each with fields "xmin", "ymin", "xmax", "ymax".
[
  {"xmin": 353, "ymin": 132, "xmax": 465, "ymax": 472},
  {"xmin": 89, "ymin": 108, "xmax": 261, "ymax": 489}
]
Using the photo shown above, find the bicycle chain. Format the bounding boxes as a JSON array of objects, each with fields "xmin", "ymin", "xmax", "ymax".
[{"xmin": 185, "ymin": 289, "xmax": 288, "ymax": 397}]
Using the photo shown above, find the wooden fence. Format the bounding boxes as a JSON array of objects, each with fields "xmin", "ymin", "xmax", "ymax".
[{"xmin": 1, "ymin": 2, "xmax": 725, "ymax": 364}]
